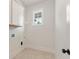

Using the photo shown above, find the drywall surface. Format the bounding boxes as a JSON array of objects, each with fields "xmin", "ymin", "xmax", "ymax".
[
  {"xmin": 24, "ymin": 0, "xmax": 55, "ymax": 53},
  {"xmin": 9, "ymin": 27, "xmax": 24, "ymax": 59},
  {"xmin": 55, "ymin": 0, "xmax": 70, "ymax": 59}
]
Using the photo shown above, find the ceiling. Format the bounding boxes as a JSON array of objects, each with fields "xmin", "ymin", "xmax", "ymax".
[{"xmin": 18, "ymin": 0, "xmax": 47, "ymax": 6}]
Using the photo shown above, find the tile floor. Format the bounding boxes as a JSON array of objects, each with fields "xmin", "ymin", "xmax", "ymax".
[{"xmin": 13, "ymin": 48, "xmax": 55, "ymax": 59}]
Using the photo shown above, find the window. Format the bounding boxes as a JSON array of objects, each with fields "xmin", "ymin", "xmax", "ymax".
[{"xmin": 33, "ymin": 9, "xmax": 43, "ymax": 25}]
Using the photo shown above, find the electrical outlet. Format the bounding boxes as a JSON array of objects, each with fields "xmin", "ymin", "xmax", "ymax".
[
  {"xmin": 11, "ymin": 34, "xmax": 15, "ymax": 37},
  {"xmin": 21, "ymin": 41, "xmax": 23, "ymax": 46}
]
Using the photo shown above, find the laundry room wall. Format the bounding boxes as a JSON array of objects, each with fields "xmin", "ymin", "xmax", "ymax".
[
  {"xmin": 9, "ymin": 27, "xmax": 24, "ymax": 59},
  {"xmin": 24, "ymin": 0, "xmax": 55, "ymax": 53}
]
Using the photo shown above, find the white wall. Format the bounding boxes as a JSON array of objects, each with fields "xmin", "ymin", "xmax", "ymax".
[
  {"xmin": 55, "ymin": 0, "xmax": 70, "ymax": 59},
  {"xmin": 9, "ymin": 27, "xmax": 24, "ymax": 59},
  {"xmin": 24, "ymin": 0, "xmax": 55, "ymax": 53}
]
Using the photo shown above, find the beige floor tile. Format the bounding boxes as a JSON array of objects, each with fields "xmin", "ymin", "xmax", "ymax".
[{"xmin": 13, "ymin": 48, "xmax": 55, "ymax": 59}]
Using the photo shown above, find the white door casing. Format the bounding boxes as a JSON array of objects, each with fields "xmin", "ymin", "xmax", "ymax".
[{"xmin": 55, "ymin": 0, "xmax": 70, "ymax": 59}]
